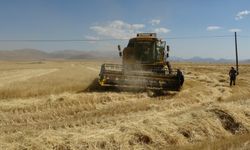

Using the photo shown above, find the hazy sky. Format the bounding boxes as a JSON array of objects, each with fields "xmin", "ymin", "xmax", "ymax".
[{"xmin": 0, "ymin": 0, "xmax": 249, "ymax": 59}]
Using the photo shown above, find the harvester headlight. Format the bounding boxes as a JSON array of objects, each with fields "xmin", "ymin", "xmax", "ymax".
[{"xmin": 99, "ymin": 79, "xmax": 106, "ymax": 86}]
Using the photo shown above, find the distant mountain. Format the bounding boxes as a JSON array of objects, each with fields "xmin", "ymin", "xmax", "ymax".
[
  {"xmin": 170, "ymin": 56, "xmax": 234, "ymax": 63},
  {"xmin": 241, "ymin": 59, "xmax": 250, "ymax": 63},
  {"xmin": 50, "ymin": 50, "xmax": 95, "ymax": 59},
  {"xmin": 0, "ymin": 49, "xmax": 51, "ymax": 60},
  {"xmin": 50, "ymin": 49, "xmax": 119, "ymax": 59},
  {"xmin": 187, "ymin": 56, "xmax": 216, "ymax": 62},
  {"xmin": 168, "ymin": 56, "xmax": 185, "ymax": 62},
  {"xmin": 0, "ymin": 49, "xmax": 118, "ymax": 60},
  {"xmin": 0, "ymin": 49, "xmax": 248, "ymax": 63}
]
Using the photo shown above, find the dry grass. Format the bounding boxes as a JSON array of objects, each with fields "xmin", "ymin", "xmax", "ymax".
[
  {"xmin": 0, "ymin": 60, "xmax": 250, "ymax": 149},
  {"xmin": 0, "ymin": 61, "xmax": 101, "ymax": 99}
]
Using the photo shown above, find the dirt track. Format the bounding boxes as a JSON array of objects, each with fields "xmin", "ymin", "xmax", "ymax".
[{"xmin": 0, "ymin": 61, "xmax": 250, "ymax": 149}]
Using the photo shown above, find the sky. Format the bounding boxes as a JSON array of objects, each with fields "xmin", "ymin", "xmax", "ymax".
[{"xmin": 0, "ymin": 0, "xmax": 249, "ymax": 59}]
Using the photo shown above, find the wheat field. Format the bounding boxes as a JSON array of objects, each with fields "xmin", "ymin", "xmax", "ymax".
[{"xmin": 0, "ymin": 60, "xmax": 250, "ymax": 150}]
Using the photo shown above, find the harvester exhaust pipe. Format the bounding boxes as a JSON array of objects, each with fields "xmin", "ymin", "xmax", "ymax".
[
  {"xmin": 166, "ymin": 45, "xmax": 170, "ymax": 58},
  {"xmin": 118, "ymin": 45, "xmax": 122, "ymax": 57}
]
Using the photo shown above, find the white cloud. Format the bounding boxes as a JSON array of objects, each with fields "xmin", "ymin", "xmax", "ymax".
[
  {"xmin": 153, "ymin": 27, "xmax": 170, "ymax": 34},
  {"xmin": 206, "ymin": 26, "xmax": 222, "ymax": 31},
  {"xmin": 149, "ymin": 19, "xmax": 161, "ymax": 25},
  {"xmin": 229, "ymin": 28, "xmax": 242, "ymax": 32},
  {"xmin": 85, "ymin": 35, "xmax": 99, "ymax": 40},
  {"xmin": 90, "ymin": 20, "xmax": 145, "ymax": 39},
  {"xmin": 84, "ymin": 36, "xmax": 100, "ymax": 43},
  {"xmin": 131, "ymin": 24, "xmax": 145, "ymax": 30},
  {"xmin": 235, "ymin": 10, "xmax": 250, "ymax": 20}
]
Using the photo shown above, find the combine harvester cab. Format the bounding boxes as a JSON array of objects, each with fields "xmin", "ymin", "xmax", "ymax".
[{"xmin": 99, "ymin": 33, "xmax": 184, "ymax": 93}]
